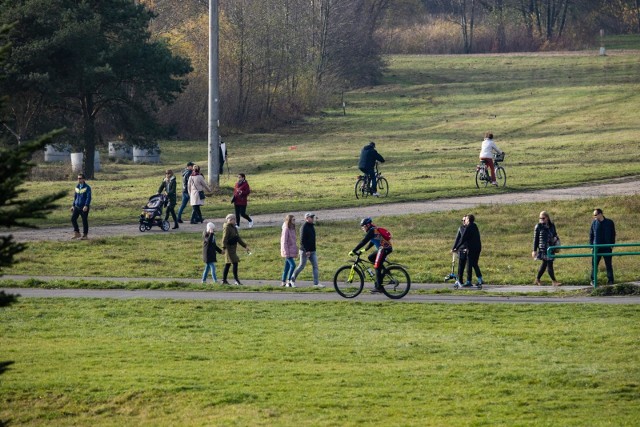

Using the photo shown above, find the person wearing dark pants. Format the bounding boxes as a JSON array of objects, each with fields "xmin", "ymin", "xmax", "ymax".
[
  {"xmin": 233, "ymin": 173, "xmax": 253, "ymax": 228},
  {"xmin": 358, "ymin": 141, "xmax": 385, "ymax": 196},
  {"xmin": 589, "ymin": 208, "xmax": 616, "ymax": 285},
  {"xmin": 532, "ymin": 210, "xmax": 561, "ymax": 286},
  {"xmin": 221, "ymin": 214, "xmax": 251, "ymax": 285},
  {"xmin": 70, "ymin": 173, "xmax": 91, "ymax": 240},
  {"xmin": 176, "ymin": 161, "xmax": 194, "ymax": 223},
  {"xmin": 451, "ymin": 214, "xmax": 483, "ymax": 287},
  {"xmin": 158, "ymin": 169, "xmax": 178, "ymax": 229}
]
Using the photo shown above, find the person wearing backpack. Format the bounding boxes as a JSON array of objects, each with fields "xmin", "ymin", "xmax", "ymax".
[{"xmin": 349, "ymin": 217, "xmax": 393, "ymax": 293}]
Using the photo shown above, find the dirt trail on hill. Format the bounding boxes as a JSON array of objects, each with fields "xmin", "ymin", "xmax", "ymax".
[{"xmin": 6, "ymin": 177, "xmax": 640, "ymax": 242}]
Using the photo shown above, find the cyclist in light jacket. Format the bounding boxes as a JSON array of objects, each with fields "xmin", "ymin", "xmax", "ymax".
[{"xmin": 479, "ymin": 132, "xmax": 503, "ymax": 186}]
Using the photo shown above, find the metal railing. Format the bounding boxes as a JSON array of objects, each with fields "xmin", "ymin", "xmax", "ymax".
[{"xmin": 547, "ymin": 243, "xmax": 640, "ymax": 288}]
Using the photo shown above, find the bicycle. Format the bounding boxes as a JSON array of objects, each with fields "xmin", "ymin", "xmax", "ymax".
[
  {"xmin": 476, "ymin": 152, "xmax": 506, "ymax": 188},
  {"xmin": 355, "ymin": 162, "xmax": 389, "ymax": 199},
  {"xmin": 333, "ymin": 251, "xmax": 410, "ymax": 299}
]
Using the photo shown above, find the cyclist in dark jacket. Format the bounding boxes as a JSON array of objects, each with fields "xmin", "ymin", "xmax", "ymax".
[
  {"xmin": 350, "ymin": 217, "xmax": 393, "ymax": 293},
  {"xmin": 358, "ymin": 141, "xmax": 385, "ymax": 196},
  {"xmin": 452, "ymin": 214, "xmax": 483, "ymax": 287}
]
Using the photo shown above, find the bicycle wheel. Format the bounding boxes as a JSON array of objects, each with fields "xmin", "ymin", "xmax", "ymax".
[
  {"xmin": 495, "ymin": 166, "xmax": 507, "ymax": 187},
  {"xmin": 333, "ymin": 265, "xmax": 364, "ymax": 298},
  {"xmin": 376, "ymin": 177, "xmax": 389, "ymax": 197},
  {"xmin": 355, "ymin": 178, "xmax": 364, "ymax": 199},
  {"xmin": 475, "ymin": 168, "xmax": 488, "ymax": 188},
  {"xmin": 380, "ymin": 265, "xmax": 411, "ymax": 299}
]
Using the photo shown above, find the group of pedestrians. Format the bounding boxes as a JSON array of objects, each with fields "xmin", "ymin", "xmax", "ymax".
[{"xmin": 449, "ymin": 208, "xmax": 617, "ymax": 287}]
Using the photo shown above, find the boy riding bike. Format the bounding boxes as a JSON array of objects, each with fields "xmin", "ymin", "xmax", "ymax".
[{"xmin": 349, "ymin": 217, "xmax": 393, "ymax": 293}]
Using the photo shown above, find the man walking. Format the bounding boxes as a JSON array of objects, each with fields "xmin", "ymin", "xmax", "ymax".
[
  {"xmin": 70, "ymin": 173, "xmax": 92, "ymax": 240},
  {"xmin": 290, "ymin": 213, "xmax": 323, "ymax": 288},
  {"xmin": 589, "ymin": 208, "xmax": 616, "ymax": 285},
  {"xmin": 176, "ymin": 161, "xmax": 194, "ymax": 224},
  {"xmin": 358, "ymin": 141, "xmax": 385, "ymax": 196}
]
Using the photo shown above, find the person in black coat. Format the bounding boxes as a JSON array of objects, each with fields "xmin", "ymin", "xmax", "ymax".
[
  {"xmin": 589, "ymin": 208, "xmax": 616, "ymax": 285},
  {"xmin": 202, "ymin": 222, "xmax": 223, "ymax": 284},
  {"xmin": 358, "ymin": 141, "xmax": 385, "ymax": 196},
  {"xmin": 532, "ymin": 211, "xmax": 561, "ymax": 286},
  {"xmin": 452, "ymin": 214, "xmax": 483, "ymax": 286},
  {"xmin": 451, "ymin": 215, "xmax": 468, "ymax": 284}
]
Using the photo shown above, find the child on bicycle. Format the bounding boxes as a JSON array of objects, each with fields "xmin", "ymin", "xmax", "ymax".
[{"xmin": 349, "ymin": 217, "xmax": 393, "ymax": 293}]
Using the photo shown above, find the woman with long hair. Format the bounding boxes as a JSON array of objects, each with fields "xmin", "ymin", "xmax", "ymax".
[{"xmin": 280, "ymin": 214, "xmax": 298, "ymax": 287}]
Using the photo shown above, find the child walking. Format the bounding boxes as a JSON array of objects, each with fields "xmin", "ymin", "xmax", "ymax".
[{"xmin": 202, "ymin": 222, "xmax": 223, "ymax": 283}]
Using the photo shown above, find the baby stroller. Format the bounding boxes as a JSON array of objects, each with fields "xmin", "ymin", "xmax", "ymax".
[{"xmin": 139, "ymin": 194, "xmax": 170, "ymax": 232}]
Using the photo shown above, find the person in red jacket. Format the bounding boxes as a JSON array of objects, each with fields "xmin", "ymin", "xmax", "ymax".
[{"xmin": 233, "ymin": 173, "xmax": 253, "ymax": 228}]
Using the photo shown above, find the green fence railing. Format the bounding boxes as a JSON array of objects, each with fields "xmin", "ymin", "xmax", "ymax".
[{"xmin": 547, "ymin": 243, "xmax": 640, "ymax": 288}]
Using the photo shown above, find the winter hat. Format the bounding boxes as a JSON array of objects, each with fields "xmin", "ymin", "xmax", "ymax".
[{"xmin": 206, "ymin": 222, "xmax": 215, "ymax": 232}]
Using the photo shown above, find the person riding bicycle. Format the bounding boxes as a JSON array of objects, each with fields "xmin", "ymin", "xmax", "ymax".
[
  {"xmin": 349, "ymin": 217, "xmax": 393, "ymax": 293},
  {"xmin": 358, "ymin": 141, "xmax": 385, "ymax": 196},
  {"xmin": 479, "ymin": 132, "xmax": 503, "ymax": 186}
]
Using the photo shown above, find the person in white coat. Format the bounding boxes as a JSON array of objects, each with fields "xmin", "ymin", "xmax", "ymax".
[
  {"xmin": 479, "ymin": 132, "xmax": 503, "ymax": 186},
  {"xmin": 187, "ymin": 164, "xmax": 212, "ymax": 224}
]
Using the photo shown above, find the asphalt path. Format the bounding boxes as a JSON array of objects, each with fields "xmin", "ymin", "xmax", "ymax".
[
  {"xmin": 2, "ymin": 287, "xmax": 639, "ymax": 304},
  {"xmin": 6, "ymin": 176, "xmax": 640, "ymax": 242}
]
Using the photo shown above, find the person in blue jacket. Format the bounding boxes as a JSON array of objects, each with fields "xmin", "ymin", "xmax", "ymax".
[
  {"xmin": 358, "ymin": 141, "xmax": 385, "ymax": 196},
  {"xmin": 70, "ymin": 173, "xmax": 92, "ymax": 240}
]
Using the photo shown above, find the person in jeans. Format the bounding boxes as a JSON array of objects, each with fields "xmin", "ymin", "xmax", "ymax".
[
  {"xmin": 233, "ymin": 173, "xmax": 253, "ymax": 228},
  {"xmin": 451, "ymin": 214, "xmax": 483, "ymax": 287},
  {"xmin": 70, "ymin": 173, "xmax": 92, "ymax": 240},
  {"xmin": 158, "ymin": 169, "xmax": 178, "ymax": 229},
  {"xmin": 290, "ymin": 213, "xmax": 323, "ymax": 288},
  {"xmin": 280, "ymin": 214, "xmax": 298, "ymax": 287},
  {"xmin": 202, "ymin": 222, "xmax": 223, "ymax": 283},
  {"xmin": 589, "ymin": 208, "xmax": 616, "ymax": 285},
  {"xmin": 479, "ymin": 132, "xmax": 503, "ymax": 186},
  {"xmin": 532, "ymin": 211, "xmax": 561, "ymax": 286},
  {"xmin": 176, "ymin": 161, "xmax": 194, "ymax": 223},
  {"xmin": 358, "ymin": 141, "xmax": 385, "ymax": 196}
]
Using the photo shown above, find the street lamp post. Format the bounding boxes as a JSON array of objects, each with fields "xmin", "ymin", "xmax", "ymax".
[{"xmin": 208, "ymin": 0, "xmax": 220, "ymax": 187}]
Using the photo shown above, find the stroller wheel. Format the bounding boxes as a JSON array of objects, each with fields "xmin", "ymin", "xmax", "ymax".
[
  {"xmin": 161, "ymin": 220, "xmax": 170, "ymax": 232},
  {"xmin": 139, "ymin": 223, "xmax": 147, "ymax": 232}
]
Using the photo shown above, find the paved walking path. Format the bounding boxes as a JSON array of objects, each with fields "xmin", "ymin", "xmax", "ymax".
[{"xmin": 7, "ymin": 176, "xmax": 640, "ymax": 242}]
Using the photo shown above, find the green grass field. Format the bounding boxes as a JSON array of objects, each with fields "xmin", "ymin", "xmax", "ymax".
[
  {"xmin": 3, "ymin": 51, "xmax": 640, "ymax": 425},
  {"xmin": 1, "ymin": 299, "xmax": 639, "ymax": 426},
  {"xmin": 21, "ymin": 52, "xmax": 640, "ymax": 228}
]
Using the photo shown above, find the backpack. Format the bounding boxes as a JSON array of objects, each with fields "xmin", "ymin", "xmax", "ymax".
[{"xmin": 376, "ymin": 227, "xmax": 392, "ymax": 242}]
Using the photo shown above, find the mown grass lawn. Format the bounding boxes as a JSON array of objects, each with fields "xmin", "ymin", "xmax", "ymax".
[
  {"xmin": 6, "ymin": 195, "xmax": 640, "ymax": 286},
  {"xmin": 1, "ymin": 299, "xmax": 639, "ymax": 426},
  {"xmin": 20, "ymin": 52, "xmax": 640, "ymax": 228}
]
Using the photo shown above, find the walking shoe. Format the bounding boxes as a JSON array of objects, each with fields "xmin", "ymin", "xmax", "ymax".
[
  {"xmin": 177, "ymin": 219, "xmax": 183, "ymax": 223},
  {"xmin": 248, "ymin": 220, "xmax": 254, "ymax": 228},
  {"xmin": 313, "ymin": 284, "xmax": 325, "ymax": 288},
  {"xmin": 462, "ymin": 282, "xmax": 473, "ymax": 288},
  {"xmin": 80, "ymin": 234, "xmax": 88, "ymax": 240},
  {"xmin": 71, "ymin": 231, "xmax": 81, "ymax": 239},
  {"xmin": 288, "ymin": 281, "xmax": 296, "ymax": 288},
  {"xmin": 477, "ymin": 277, "xmax": 484, "ymax": 285},
  {"xmin": 172, "ymin": 224, "xmax": 179, "ymax": 229},
  {"xmin": 281, "ymin": 282, "xmax": 287, "ymax": 287},
  {"xmin": 221, "ymin": 280, "xmax": 231, "ymax": 285},
  {"xmin": 370, "ymin": 287, "xmax": 382, "ymax": 294},
  {"xmin": 234, "ymin": 280, "xmax": 243, "ymax": 286},
  {"xmin": 372, "ymin": 192, "xmax": 380, "ymax": 197}
]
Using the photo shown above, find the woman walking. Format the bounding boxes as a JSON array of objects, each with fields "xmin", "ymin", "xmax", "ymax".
[
  {"xmin": 280, "ymin": 214, "xmax": 298, "ymax": 287},
  {"xmin": 188, "ymin": 164, "xmax": 212, "ymax": 224},
  {"xmin": 221, "ymin": 214, "xmax": 251, "ymax": 285},
  {"xmin": 202, "ymin": 222, "xmax": 223, "ymax": 283},
  {"xmin": 233, "ymin": 173, "xmax": 253, "ymax": 228},
  {"xmin": 532, "ymin": 211, "xmax": 561, "ymax": 286}
]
